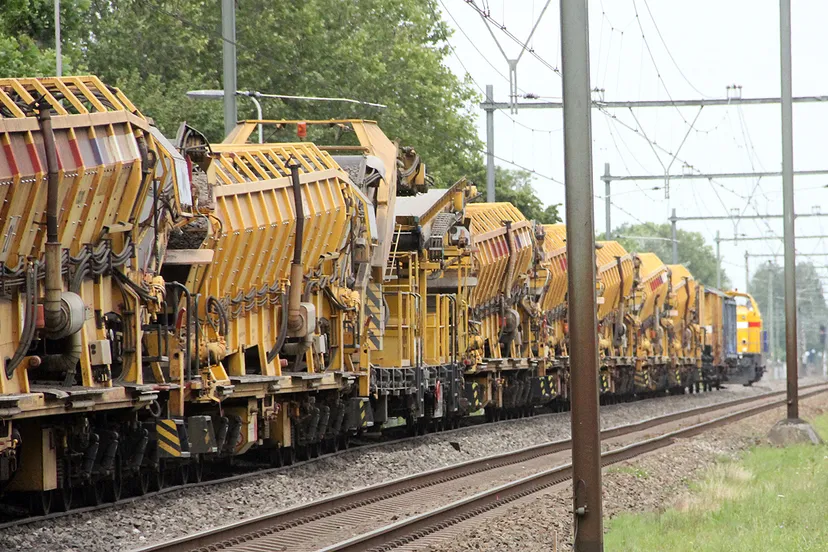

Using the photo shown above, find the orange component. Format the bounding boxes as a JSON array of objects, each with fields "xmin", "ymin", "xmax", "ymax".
[
  {"xmin": 35, "ymin": 304, "xmax": 45, "ymax": 328},
  {"xmin": 297, "ymin": 121, "xmax": 307, "ymax": 139}
]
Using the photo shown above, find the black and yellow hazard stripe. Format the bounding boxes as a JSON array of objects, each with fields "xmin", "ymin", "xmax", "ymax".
[
  {"xmin": 465, "ymin": 382, "xmax": 483, "ymax": 410},
  {"xmin": 634, "ymin": 369, "xmax": 650, "ymax": 391},
  {"xmin": 359, "ymin": 399, "xmax": 369, "ymax": 427},
  {"xmin": 600, "ymin": 372, "xmax": 610, "ymax": 392},
  {"xmin": 156, "ymin": 419, "xmax": 182, "ymax": 457},
  {"xmin": 365, "ymin": 283, "xmax": 383, "ymax": 351}
]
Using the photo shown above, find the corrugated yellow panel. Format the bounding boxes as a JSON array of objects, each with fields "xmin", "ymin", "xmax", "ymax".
[
  {"xmin": 466, "ymin": 202, "xmax": 534, "ymax": 359},
  {"xmin": 636, "ymin": 252, "xmax": 669, "ymax": 320},
  {"xmin": 596, "ymin": 241, "xmax": 633, "ymax": 319},
  {"xmin": 0, "ymin": 77, "xmax": 151, "ymax": 265},
  {"xmin": 467, "ymin": 202, "xmax": 532, "ymax": 307},
  {"xmin": 539, "ymin": 224, "xmax": 567, "ymax": 313},
  {"xmin": 667, "ymin": 264, "xmax": 695, "ymax": 324},
  {"xmin": 199, "ymin": 143, "xmax": 351, "ymax": 354}
]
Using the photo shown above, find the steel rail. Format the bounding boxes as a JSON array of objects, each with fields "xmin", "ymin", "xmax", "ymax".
[
  {"xmin": 2, "ymin": 382, "xmax": 790, "ymax": 531},
  {"xmin": 129, "ymin": 384, "xmax": 828, "ymax": 552},
  {"xmin": 322, "ymin": 384, "xmax": 828, "ymax": 552}
]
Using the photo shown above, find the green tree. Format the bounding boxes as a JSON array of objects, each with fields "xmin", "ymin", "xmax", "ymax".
[
  {"xmin": 0, "ymin": 0, "xmax": 89, "ymax": 77},
  {"xmin": 467, "ymin": 166, "xmax": 561, "ymax": 223},
  {"xmin": 82, "ymin": 0, "xmax": 481, "ymax": 186},
  {"xmin": 749, "ymin": 261, "xmax": 828, "ymax": 358},
  {"xmin": 612, "ymin": 222, "xmax": 726, "ymax": 287}
]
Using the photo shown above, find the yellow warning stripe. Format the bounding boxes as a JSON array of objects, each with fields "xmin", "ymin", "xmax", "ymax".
[
  {"xmin": 157, "ymin": 425, "xmax": 179, "ymax": 445},
  {"xmin": 158, "ymin": 440, "xmax": 180, "ymax": 457}
]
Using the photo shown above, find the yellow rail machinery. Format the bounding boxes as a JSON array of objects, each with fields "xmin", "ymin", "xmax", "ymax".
[
  {"xmin": 168, "ymin": 128, "xmax": 375, "ymax": 462},
  {"xmin": 0, "ymin": 76, "xmax": 195, "ymax": 511},
  {"xmin": 534, "ymin": 224, "xmax": 569, "ymax": 403},
  {"xmin": 465, "ymin": 202, "xmax": 538, "ymax": 420},
  {"xmin": 726, "ymin": 290, "xmax": 766, "ymax": 385},
  {"xmin": 702, "ymin": 288, "xmax": 736, "ymax": 389},
  {"xmin": 387, "ymin": 179, "xmax": 476, "ymax": 432},
  {"xmin": 218, "ymin": 118, "xmax": 434, "ymax": 435},
  {"xmin": 595, "ymin": 241, "xmax": 635, "ymax": 396},
  {"xmin": 665, "ymin": 265, "xmax": 704, "ymax": 392},
  {"xmin": 626, "ymin": 252, "xmax": 671, "ymax": 394}
]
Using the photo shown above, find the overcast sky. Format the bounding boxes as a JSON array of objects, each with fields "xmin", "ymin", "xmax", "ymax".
[{"xmin": 438, "ymin": 0, "xmax": 828, "ymax": 291}]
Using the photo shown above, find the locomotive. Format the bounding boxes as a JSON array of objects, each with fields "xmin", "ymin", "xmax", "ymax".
[{"xmin": 0, "ymin": 77, "xmax": 764, "ymax": 514}]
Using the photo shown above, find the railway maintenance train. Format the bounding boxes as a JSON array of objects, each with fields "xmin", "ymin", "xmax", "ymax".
[{"xmin": 0, "ymin": 76, "xmax": 764, "ymax": 514}]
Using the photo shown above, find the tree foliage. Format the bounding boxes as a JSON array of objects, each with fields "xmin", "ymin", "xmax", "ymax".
[
  {"xmin": 0, "ymin": 0, "xmax": 556, "ymax": 217},
  {"xmin": 79, "ymin": 0, "xmax": 482, "ymax": 186},
  {"xmin": 749, "ymin": 262, "xmax": 828, "ymax": 357},
  {"xmin": 0, "ymin": 0, "xmax": 89, "ymax": 77},
  {"xmin": 612, "ymin": 222, "xmax": 726, "ymax": 287}
]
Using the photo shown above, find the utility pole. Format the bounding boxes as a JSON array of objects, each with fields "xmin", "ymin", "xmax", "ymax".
[
  {"xmin": 780, "ymin": 0, "xmax": 798, "ymax": 420},
  {"xmin": 716, "ymin": 231, "xmax": 721, "ymax": 289},
  {"xmin": 603, "ymin": 163, "xmax": 611, "ymax": 240},
  {"xmin": 671, "ymin": 208, "xmax": 678, "ymax": 264},
  {"xmin": 745, "ymin": 251, "xmax": 750, "ymax": 292},
  {"xmin": 486, "ymin": 84, "xmax": 496, "ymax": 202},
  {"xmin": 54, "ymin": 0, "xmax": 61, "ymax": 76},
  {"xmin": 767, "ymin": 261, "xmax": 774, "ymax": 363},
  {"xmin": 560, "ymin": 0, "xmax": 603, "ymax": 548},
  {"xmin": 221, "ymin": 0, "xmax": 237, "ymax": 138}
]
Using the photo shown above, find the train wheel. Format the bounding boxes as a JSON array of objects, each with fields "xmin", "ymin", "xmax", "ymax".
[
  {"xmin": 175, "ymin": 464, "xmax": 190, "ymax": 486},
  {"xmin": 29, "ymin": 491, "xmax": 52, "ymax": 515},
  {"xmin": 104, "ymin": 464, "xmax": 123, "ymax": 503},
  {"xmin": 53, "ymin": 483, "xmax": 73, "ymax": 512},
  {"xmin": 269, "ymin": 448, "xmax": 283, "ymax": 468},
  {"xmin": 282, "ymin": 446, "xmax": 296, "ymax": 465},
  {"xmin": 135, "ymin": 470, "xmax": 151, "ymax": 496},
  {"xmin": 148, "ymin": 464, "xmax": 166, "ymax": 492},
  {"xmin": 190, "ymin": 458, "xmax": 204, "ymax": 483},
  {"xmin": 84, "ymin": 480, "xmax": 105, "ymax": 506}
]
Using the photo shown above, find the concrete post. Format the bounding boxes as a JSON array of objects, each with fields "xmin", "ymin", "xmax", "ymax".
[
  {"xmin": 671, "ymin": 208, "xmax": 678, "ymax": 264},
  {"xmin": 780, "ymin": 0, "xmax": 798, "ymax": 419},
  {"xmin": 486, "ymin": 84, "xmax": 496, "ymax": 202},
  {"xmin": 603, "ymin": 163, "xmax": 611, "ymax": 240},
  {"xmin": 222, "ymin": 0, "xmax": 237, "ymax": 138}
]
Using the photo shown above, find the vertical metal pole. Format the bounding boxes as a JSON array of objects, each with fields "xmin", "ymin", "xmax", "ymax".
[
  {"xmin": 745, "ymin": 251, "xmax": 750, "ymax": 292},
  {"xmin": 248, "ymin": 94, "xmax": 263, "ymax": 144},
  {"xmin": 221, "ymin": 0, "xmax": 237, "ymax": 139},
  {"xmin": 716, "ymin": 231, "xmax": 721, "ymax": 289},
  {"xmin": 486, "ymin": 84, "xmax": 496, "ymax": 202},
  {"xmin": 560, "ymin": 0, "xmax": 603, "ymax": 550},
  {"xmin": 780, "ymin": 0, "xmax": 798, "ymax": 418},
  {"xmin": 603, "ymin": 163, "xmax": 611, "ymax": 240},
  {"xmin": 768, "ymin": 262, "xmax": 774, "ymax": 362},
  {"xmin": 670, "ymin": 208, "xmax": 678, "ymax": 264},
  {"xmin": 55, "ymin": 0, "xmax": 62, "ymax": 76}
]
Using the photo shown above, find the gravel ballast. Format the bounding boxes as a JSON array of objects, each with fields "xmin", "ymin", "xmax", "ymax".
[
  {"xmin": 0, "ymin": 377, "xmax": 818, "ymax": 552},
  {"xmin": 424, "ymin": 384, "xmax": 828, "ymax": 552}
]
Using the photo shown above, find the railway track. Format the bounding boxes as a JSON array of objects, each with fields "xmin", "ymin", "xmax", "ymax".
[
  {"xmin": 0, "ymin": 383, "xmax": 789, "ymax": 532},
  {"xmin": 131, "ymin": 383, "xmax": 828, "ymax": 552}
]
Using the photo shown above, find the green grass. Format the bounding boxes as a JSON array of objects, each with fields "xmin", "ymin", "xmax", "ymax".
[{"xmin": 605, "ymin": 413, "xmax": 828, "ymax": 551}]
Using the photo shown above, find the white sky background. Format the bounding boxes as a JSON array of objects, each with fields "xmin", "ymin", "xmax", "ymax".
[{"xmin": 438, "ymin": 0, "xmax": 828, "ymax": 291}]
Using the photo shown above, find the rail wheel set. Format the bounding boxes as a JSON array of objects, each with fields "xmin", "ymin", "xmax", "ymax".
[{"xmin": 0, "ymin": 76, "xmax": 766, "ymax": 515}]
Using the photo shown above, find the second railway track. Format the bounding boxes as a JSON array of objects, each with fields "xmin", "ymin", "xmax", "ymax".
[{"xmin": 133, "ymin": 383, "xmax": 828, "ymax": 552}]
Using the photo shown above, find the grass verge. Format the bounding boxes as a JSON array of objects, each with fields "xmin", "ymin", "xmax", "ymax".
[{"xmin": 605, "ymin": 413, "xmax": 828, "ymax": 551}]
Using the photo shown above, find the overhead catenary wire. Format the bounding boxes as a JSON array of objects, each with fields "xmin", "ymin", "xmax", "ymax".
[{"xmin": 641, "ymin": 0, "xmax": 712, "ymax": 98}]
